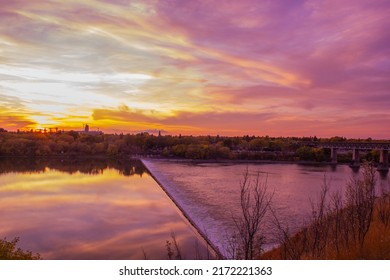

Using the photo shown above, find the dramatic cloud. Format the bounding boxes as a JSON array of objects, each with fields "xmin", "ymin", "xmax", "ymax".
[
  {"xmin": 92, "ymin": 106, "xmax": 277, "ymax": 135},
  {"xmin": 0, "ymin": 114, "xmax": 35, "ymax": 129},
  {"xmin": 0, "ymin": 0, "xmax": 389, "ymax": 137}
]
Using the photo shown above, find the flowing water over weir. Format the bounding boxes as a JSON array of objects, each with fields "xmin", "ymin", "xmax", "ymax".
[
  {"xmin": 141, "ymin": 159, "xmax": 390, "ymax": 258},
  {"xmin": 141, "ymin": 159, "xmax": 224, "ymax": 257}
]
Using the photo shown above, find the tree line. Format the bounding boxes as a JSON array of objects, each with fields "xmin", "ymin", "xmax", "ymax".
[{"xmin": 0, "ymin": 130, "xmax": 383, "ymax": 163}]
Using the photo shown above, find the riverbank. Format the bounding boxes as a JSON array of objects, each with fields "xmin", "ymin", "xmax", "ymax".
[
  {"xmin": 262, "ymin": 198, "xmax": 390, "ymax": 259},
  {"xmin": 1, "ymin": 154, "xmax": 387, "ymax": 171},
  {"xmin": 261, "ymin": 163, "xmax": 390, "ymax": 260}
]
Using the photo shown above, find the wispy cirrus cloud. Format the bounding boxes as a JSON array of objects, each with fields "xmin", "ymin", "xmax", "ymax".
[{"xmin": 0, "ymin": 0, "xmax": 389, "ymax": 137}]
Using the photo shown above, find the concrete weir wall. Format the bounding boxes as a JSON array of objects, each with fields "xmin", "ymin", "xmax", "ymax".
[{"xmin": 140, "ymin": 159, "xmax": 223, "ymax": 259}]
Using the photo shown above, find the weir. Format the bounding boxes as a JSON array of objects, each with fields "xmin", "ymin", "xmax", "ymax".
[
  {"xmin": 137, "ymin": 158, "xmax": 390, "ymax": 260},
  {"xmin": 140, "ymin": 159, "xmax": 223, "ymax": 259}
]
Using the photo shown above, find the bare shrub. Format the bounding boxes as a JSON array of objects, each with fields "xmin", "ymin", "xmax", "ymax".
[
  {"xmin": 141, "ymin": 248, "xmax": 148, "ymax": 260},
  {"xmin": 270, "ymin": 207, "xmax": 306, "ymax": 260},
  {"xmin": 303, "ymin": 177, "xmax": 332, "ymax": 258},
  {"xmin": 225, "ymin": 233, "xmax": 239, "ymax": 260},
  {"xmin": 232, "ymin": 168, "xmax": 273, "ymax": 259},
  {"xmin": 329, "ymin": 190, "xmax": 346, "ymax": 256},
  {"xmin": 345, "ymin": 161, "xmax": 376, "ymax": 248},
  {"xmin": 377, "ymin": 193, "xmax": 390, "ymax": 229},
  {"xmin": 165, "ymin": 232, "xmax": 182, "ymax": 260}
]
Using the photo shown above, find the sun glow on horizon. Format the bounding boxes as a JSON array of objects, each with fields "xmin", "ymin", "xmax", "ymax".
[{"xmin": 0, "ymin": 0, "xmax": 389, "ymax": 138}]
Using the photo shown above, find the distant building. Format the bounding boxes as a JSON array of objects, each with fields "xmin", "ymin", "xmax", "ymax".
[{"xmin": 77, "ymin": 124, "xmax": 103, "ymax": 135}]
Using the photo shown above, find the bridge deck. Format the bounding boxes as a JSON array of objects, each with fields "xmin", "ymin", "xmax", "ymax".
[{"xmin": 303, "ymin": 142, "xmax": 390, "ymax": 150}]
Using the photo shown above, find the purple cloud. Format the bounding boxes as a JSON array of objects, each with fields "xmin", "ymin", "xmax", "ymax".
[{"xmin": 0, "ymin": 0, "xmax": 389, "ymax": 137}]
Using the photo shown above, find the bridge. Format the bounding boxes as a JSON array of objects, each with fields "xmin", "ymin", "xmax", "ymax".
[{"xmin": 303, "ymin": 142, "xmax": 390, "ymax": 171}]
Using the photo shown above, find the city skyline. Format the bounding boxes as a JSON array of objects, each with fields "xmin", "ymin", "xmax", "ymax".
[{"xmin": 1, "ymin": 0, "xmax": 389, "ymax": 138}]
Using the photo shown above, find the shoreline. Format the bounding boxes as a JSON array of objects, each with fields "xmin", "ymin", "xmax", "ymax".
[
  {"xmin": 0, "ymin": 155, "xmax": 379, "ymax": 168},
  {"xmin": 136, "ymin": 156, "xmax": 352, "ymax": 166}
]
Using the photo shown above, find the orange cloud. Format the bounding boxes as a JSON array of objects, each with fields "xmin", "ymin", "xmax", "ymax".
[
  {"xmin": 0, "ymin": 0, "xmax": 389, "ymax": 138},
  {"xmin": 0, "ymin": 114, "xmax": 35, "ymax": 130}
]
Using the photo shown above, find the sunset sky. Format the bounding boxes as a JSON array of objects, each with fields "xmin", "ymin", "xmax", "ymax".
[{"xmin": 1, "ymin": 0, "xmax": 389, "ymax": 138}]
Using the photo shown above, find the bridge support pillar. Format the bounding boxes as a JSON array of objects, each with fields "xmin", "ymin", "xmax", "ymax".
[
  {"xmin": 331, "ymin": 148, "xmax": 338, "ymax": 164},
  {"xmin": 352, "ymin": 148, "xmax": 360, "ymax": 167},
  {"xmin": 378, "ymin": 149, "xmax": 389, "ymax": 171}
]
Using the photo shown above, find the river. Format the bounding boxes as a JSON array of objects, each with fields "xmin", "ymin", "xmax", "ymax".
[
  {"xmin": 0, "ymin": 158, "xmax": 210, "ymax": 260},
  {"xmin": 142, "ymin": 159, "xmax": 389, "ymax": 257},
  {"xmin": 1, "ymin": 158, "xmax": 388, "ymax": 259}
]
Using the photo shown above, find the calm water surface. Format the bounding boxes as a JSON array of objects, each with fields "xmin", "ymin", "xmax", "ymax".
[
  {"xmin": 0, "ymin": 158, "xmax": 209, "ymax": 259},
  {"xmin": 2, "ymin": 158, "xmax": 388, "ymax": 259},
  {"xmin": 143, "ymin": 159, "xmax": 390, "ymax": 256}
]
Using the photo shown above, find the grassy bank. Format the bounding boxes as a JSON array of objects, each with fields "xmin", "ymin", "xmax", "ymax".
[{"xmin": 262, "ymin": 164, "xmax": 390, "ymax": 260}]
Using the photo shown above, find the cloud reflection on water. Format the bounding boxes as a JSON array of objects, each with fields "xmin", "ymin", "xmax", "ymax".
[{"xmin": 0, "ymin": 159, "xmax": 208, "ymax": 259}]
